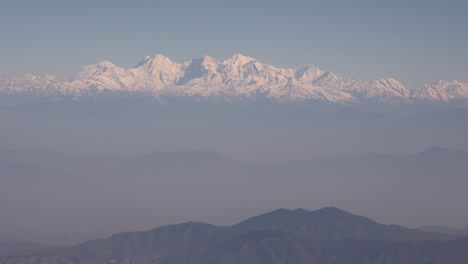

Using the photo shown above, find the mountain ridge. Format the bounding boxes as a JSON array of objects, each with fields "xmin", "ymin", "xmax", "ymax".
[
  {"xmin": 230, "ymin": 207, "xmax": 450, "ymax": 242},
  {"xmin": 1, "ymin": 54, "xmax": 467, "ymax": 104},
  {"xmin": 0, "ymin": 207, "xmax": 465, "ymax": 264}
]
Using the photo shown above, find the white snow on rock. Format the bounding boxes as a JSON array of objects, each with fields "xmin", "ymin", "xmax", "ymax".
[{"xmin": 1, "ymin": 54, "xmax": 467, "ymax": 103}]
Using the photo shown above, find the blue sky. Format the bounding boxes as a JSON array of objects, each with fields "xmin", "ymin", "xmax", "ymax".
[{"xmin": 1, "ymin": 0, "xmax": 467, "ymax": 86}]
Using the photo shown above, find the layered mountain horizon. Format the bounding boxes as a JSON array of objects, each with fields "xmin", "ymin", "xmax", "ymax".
[
  {"xmin": 2, "ymin": 146, "xmax": 468, "ymax": 246},
  {"xmin": 1, "ymin": 54, "xmax": 467, "ymax": 104},
  {"xmin": 1, "ymin": 207, "xmax": 467, "ymax": 264}
]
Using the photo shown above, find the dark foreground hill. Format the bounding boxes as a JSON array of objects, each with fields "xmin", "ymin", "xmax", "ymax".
[
  {"xmin": 1, "ymin": 207, "xmax": 467, "ymax": 264},
  {"xmin": 190, "ymin": 232, "xmax": 468, "ymax": 264}
]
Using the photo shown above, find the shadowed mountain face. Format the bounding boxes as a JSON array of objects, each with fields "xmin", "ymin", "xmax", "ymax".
[{"xmin": 0, "ymin": 208, "xmax": 466, "ymax": 264}]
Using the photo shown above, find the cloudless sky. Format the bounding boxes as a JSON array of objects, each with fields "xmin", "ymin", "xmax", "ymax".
[{"xmin": 1, "ymin": 0, "xmax": 467, "ymax": 86}]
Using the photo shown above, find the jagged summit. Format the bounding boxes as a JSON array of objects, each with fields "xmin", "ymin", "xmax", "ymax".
[
  {"xmin": 134, "ymin": 54, "xmax": 174, "ymax": 68},
  {"xmin": 224, "ymin": 53, "xmax": 255, "ymax": 66},
  {"xmin": 1, "ymin": 54, "xmax": 467, "ymax": 103},
  {"xmin": 295, "ymin": 64, "xmax": 324, "ymax": 82}
]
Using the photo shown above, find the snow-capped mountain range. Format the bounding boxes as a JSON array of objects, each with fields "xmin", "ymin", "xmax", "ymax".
[{"xmin": 1, "ymin": 54, "xmax": 467, "ymax": 104}]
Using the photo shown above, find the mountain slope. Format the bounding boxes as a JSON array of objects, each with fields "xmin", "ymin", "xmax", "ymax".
[
  {"xmin": 232, "ymin": 207, "xmax": 450, "ymax": 242},
  {"xmin": 59, "ymin": 222, "xmax": 227, "ymax": 261},
  {"xmin": 1, "ymin": 54, "xmax": 468, "ymax": 103},
  {"xmin": 191, "ymin": 232, "xmax": 468, "ymax": 264},
  {"xmin": 3, "ymin": 235, "xmax": 468, "ymax": 264},
  {"xmin": 0, "ymin": 208, "xmax": 468, "ymax": 264},
  {"xmin": 0, "ymin": 207, "xmax": 460, "ymax": 264}
]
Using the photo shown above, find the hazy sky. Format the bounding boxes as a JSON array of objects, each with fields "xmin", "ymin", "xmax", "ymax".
[{"xmin": 1, "ymin": 0, "xmax": 467, "ymax": 86}]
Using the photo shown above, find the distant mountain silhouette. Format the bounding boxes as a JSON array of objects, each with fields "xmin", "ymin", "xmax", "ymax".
[
  {"xmin": 413, "ymin": 146, "xmax": 468, "ymax": 159},
  {"xmin": 60, "ymin": 222, "xmax": 227, "ymax": 261},
  {"xmin": 1, "ymin": 147, "xmax": 468, "ymax": 247},
  {"xmin": 231, "ymin": 207, "xmax": 449, "ymax": 241},
  {"xmin": 2, "ymin": 208, "xmax": 466, "ymax": 264}
]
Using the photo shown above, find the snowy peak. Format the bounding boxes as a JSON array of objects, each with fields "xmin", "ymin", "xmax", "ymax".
[
  {"xmin": 176, "ymin": 56, "xmax": 220, "ymax": 85},
  {"xmin": 1, "ymin": 54, "xmax": 467, "ymax": 103},
  {"xmin": 413, "ymin": 80, "xmax": 468, "ymax": 102},
  {"xmin": 76, "ymin": 60, "xmax": 118, "ymax": 75},
  {"xmin": 96, "ymin": 60, "xmax": 116, "ymax": 68},
  {"xmin": 312, "ymin": 71, "xmax": 343, "ymax": 87},
  {"xmin": 295, "ymin": 64, "xmax": 324, "ymax": 82},
  {"xmin": 433, "ymin": 80, "xmax": 468, "ymax": 97},
  {"xmin": 372, "ymin": 78, "xmax": 410, "ymax": 95},
  {"xmin": 135, "ymin": 54, "xmax": 178, "ymax": 69},
  {"xmin": 197, "ymin": 55, "xmax": 219, "ymax": 73},
  {"xmin": 150, "ymin": 54, "xmax": 175, "ymax": 67},
  {"xmin": 130, "ymin": 55, "xmax": 184, "ymax": 89},
  {"xmin": 223, "ymin": 53, "xmax": 255, "ymax": 66}
]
